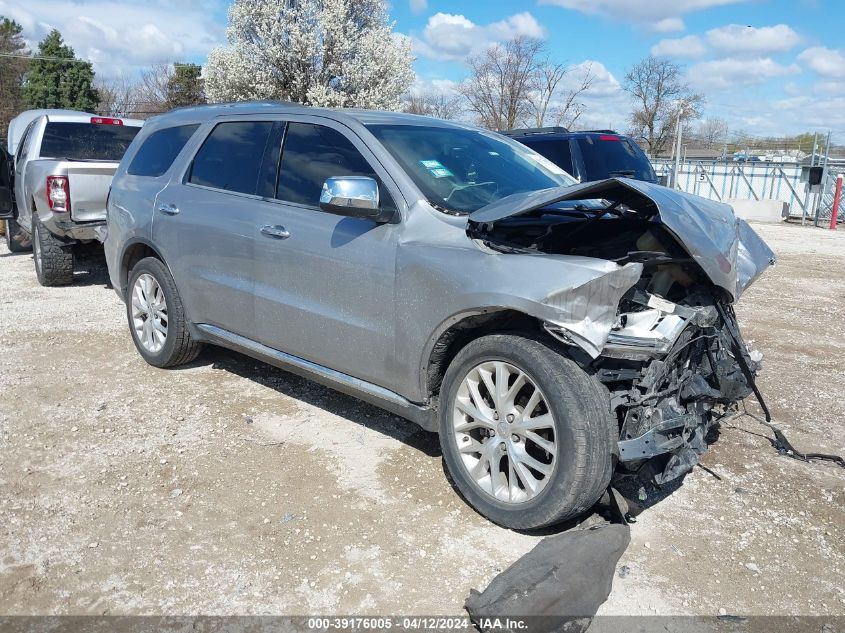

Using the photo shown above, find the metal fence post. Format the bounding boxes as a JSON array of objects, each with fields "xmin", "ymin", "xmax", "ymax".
[{"xmin": 830, "ymin": 174, "xmax": 843, "ymax": 230}]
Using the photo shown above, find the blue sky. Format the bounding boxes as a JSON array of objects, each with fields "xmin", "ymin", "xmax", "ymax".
[{"xmin": 4, "ymin": 0, "xmax": 845, "ymax": 138}]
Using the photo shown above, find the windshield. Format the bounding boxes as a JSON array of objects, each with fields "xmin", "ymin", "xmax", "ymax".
[
  {"xmin": 366, "ymin": 124, "xmax": 577, "ymax": 214},
  {"xmin": 40, "ymin": 122, "xmax": 140, "ymax": 162},
  {"xmin": 575, "ymin": 135, "xmax": 656, "ymax": 183}
]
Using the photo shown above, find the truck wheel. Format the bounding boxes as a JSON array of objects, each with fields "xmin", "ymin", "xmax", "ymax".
[
  {"xmin": 438, "ymin": 333, "xmax": 616, "ymax": 530},
  {"xmin": 126, "ymin": 257, "xmax": 203, "ymax": 368},
  {"xmin": 5, "ymin": 217, "xmax": 32, "ymax": 253},
  {"xmin": 33, "ymin": 219, "xmax": 74, "ymax": 286}
]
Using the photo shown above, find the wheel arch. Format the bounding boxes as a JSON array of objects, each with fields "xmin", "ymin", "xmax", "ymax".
[
  {"xmin": 421, "ymin": 308, "xmax": 545, "ymax": 406},
  {"xmin": 119, "ymin": 238, "xmax": 167, "ymax": 296}
]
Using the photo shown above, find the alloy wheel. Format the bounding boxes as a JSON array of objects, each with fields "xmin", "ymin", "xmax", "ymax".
[
  {"xmin": 451, "ymin": 360, "xmax": 558, "ymax": 504},
  {"xmin": 131, "ymin": 273, "xmax": 168, "ymax": 354}
]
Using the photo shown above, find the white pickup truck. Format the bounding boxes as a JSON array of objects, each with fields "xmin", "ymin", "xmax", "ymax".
[{"xmin": 4, "ymin": 110, "xmax": 142, "ymax": 285}]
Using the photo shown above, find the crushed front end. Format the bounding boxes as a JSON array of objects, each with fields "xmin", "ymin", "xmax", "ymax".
[
  {"xmin": 578, "ymin": 288, "xmax": 761, "ymax": 484},
  {"xmin": 468, "ymin": 177, "xmax": 776, "ymax": 486}
]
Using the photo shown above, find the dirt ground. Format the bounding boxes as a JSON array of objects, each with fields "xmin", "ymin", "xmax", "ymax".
[{"xmin": 0, "ymin": 221, "xmax": 843, "ymax": 617}]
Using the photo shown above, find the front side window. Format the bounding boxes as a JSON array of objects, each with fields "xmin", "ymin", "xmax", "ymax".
[
  {"xmin": 128, "ymin": 124, "xmax": 199, "ymax": 177},
  {"xmin": 40, "ymin": 122, "xmax": 140, "ymax": 161},
  {"xmin": 277, "ymin": 123, "xmax": 385, "ymax": 207},
  {"xmin": 189, "ymin": 121, "xmax": 275, "ymax": 195},
  {"xmin": 367, "ymin": 124, "xmax": 577, "ymax": 214}
]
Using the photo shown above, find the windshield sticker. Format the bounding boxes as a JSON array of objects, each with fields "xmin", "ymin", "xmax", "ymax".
[
  {"xmin": 525, "ymin": 153, "xmax": 568, "ymax": 176},
  {"xmin": 419, "ymin": 159, "xmax": 454, "ymax": 179}
]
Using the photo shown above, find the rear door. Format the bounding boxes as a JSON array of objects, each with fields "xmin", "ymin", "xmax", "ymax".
[
  {"xmin": 252, "ymin": 117, "xmax": 402, "ymax": 386},
  {"xmin": 152, "ymin": 116, "xmax": 280, "ymax": 337}
]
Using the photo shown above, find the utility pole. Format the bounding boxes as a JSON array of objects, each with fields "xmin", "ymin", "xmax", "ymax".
[{"xmin": 672, "ymin": 105, "xmax": 686, "ymax": 190}]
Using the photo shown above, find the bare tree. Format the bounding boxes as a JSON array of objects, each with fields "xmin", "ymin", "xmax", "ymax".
[
  {"xmin": 404, "ymin": 90, "xmax": 463, "ymax": 120},
  {"xmin": 623, "ymin": 56, "xmax": 702, "ymax": 156},
  {"xmin": 96, "ymin": 75, "xmax": 139, "ymax": 117},
  {"xmin": 696, "ymin": 117, "xmax": 729, "ymax": 149},
  {"xmin": 528, "ymin": 60, "xmax": 594, "ymax": 129},
  {"xmin": 135, "ymin": 62, "xmax": 174, "ymax": 115},
  {"xmin": 459, "ymin": 36, "xmax": 544, "ymax": 131}
]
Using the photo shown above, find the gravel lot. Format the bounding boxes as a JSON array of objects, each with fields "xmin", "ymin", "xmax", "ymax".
[{"xmin": 1, "ymin": 221, "xmax": 843, "ymax": 616}]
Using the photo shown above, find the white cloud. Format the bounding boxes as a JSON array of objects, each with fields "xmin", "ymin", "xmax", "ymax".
[
  {"xmin": 570, "ymin": 60, "xmax": 622, "ymax": 97},
  {"xmin": 409, "ymin": 0, "xmax": 428, "ymax": 14},
  {"xmin": 652, "ymin": 18, "xmax": 685, "ymax": 33},
  {"xmin": 798, "ymin": 46, "xmax": 845, "ymax": 79},
  {"xmin": 411, "ymin": 12, "xmax": 546, "ymax": 61},
  {"xmin": 706, "ymin": 24, "xmax": 800, "ymax": 54},
  {"xmin": 410, "ymin": 76, "xmax": 460, "ymax": 96},
  {"xmin": 650, "ymin": 35, "xmax": 706, "ymax": 58},
  {"xmin": 1, "ymin": 0, "xmax": 224, "ymax": 78},
  {"xmin": 537, "ymin": 0, "xmax": 750, "ymax": 24},
  {"xmin": 688, "ymin": 57, "xmax": 800, "ymax": 90}
]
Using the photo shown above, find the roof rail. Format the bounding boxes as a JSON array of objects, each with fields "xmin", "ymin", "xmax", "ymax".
[{"xmin": 501, "ymin": 126, "xmax": 569, "ymax": 136}]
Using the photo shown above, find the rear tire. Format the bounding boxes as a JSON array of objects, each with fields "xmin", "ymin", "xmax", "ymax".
[
  {"xmin": 5, "ymin": 216, "xmax": 31, "ymax": 253},
  {"xmin": 127, "ymin": 257, "xmax": 202, "ymax": 368},
  {"xmin": 438, "ymin": 333, "xmax": 616, "ymax": 530},
  {"xmin": 33, "ymin": 219, "xmax": 74, "ymax": 286}
]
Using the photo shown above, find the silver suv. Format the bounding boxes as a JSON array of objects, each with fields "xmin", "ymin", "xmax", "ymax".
[{"xmin": 105, "ymin": 102, "xmax": 774, "ymax": 529}]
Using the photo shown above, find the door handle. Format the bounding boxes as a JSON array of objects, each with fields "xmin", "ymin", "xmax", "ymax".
[
  {"xmin": 157, "ymin": 202, "xmax": 180, "ymax": 216},
  {"xmin": 260, "ymin": 225, "xmax": 291, "ymax": 239}
]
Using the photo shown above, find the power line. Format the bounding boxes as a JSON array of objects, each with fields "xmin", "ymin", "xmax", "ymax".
[{"xmin": 0, "ymin": 52, "xmax": 174, "ymax": 67}]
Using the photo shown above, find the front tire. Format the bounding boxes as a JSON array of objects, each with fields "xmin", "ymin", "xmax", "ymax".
[
  {"xmin": 438, "ymin": 333, "xmax": 616, "ymax": 530},
  {"xmin": 33, "ymin": 219, "xmax": 74, "ymax": 286},
  {"xmin": 126, "ymin": 257, "xmax": 202, "ymax": 368},
  {"xmin": 5, "ymin": 216, "xmax": 32, "ymax": 253}
]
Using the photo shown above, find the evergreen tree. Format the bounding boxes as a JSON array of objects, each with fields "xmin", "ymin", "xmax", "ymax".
[
  {"xmin": 0, "ymin": 17, "xmax": 29, "ymax": 142},
  {"xmin": 23, "ymin": 30, "xmax": 99, "ymax": 112},
  {"xmin": 165, "ymin": 63, "xmax": 206, "ymax": 109}
]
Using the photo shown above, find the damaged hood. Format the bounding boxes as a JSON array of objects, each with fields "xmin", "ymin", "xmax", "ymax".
[{"xmin": 469, "ymin": 178, "xmax": 775, "ymax": 301}]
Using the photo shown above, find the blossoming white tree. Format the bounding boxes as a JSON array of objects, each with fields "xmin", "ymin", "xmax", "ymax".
[{"xmin": 205, "ymin": 0, "xmax": 414, "ymax": 110}]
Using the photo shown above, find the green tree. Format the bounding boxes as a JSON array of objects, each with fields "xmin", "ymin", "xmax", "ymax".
[
  {"xmin": 0, "ymin": 17, "xmax": 29, "ymax": 143},
  {"xmin": 164, "ymin": 63, "xmax": 206, "ymax": 110},
  {"xmin": 23, "ymin": 30, "xmax": 99, "ymax": 112}
]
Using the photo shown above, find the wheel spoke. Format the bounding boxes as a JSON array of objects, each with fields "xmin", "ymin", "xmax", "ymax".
[
  {"xmin": 455, "ymin": 398, "xmax": 494, "ymax": 428},
  {"xmin": 512, "ymin": 413, "xmax": 554, "ymax": 433},
  {"xmin": 513, "ymin": 446, "xmax": 552, "ymax": 476},
  {"xmin": 522, "ymin": 430, "xmax": 556, "ymax": 455}
]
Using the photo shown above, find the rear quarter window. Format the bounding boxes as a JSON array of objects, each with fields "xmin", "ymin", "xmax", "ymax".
[
  {"xmin": 576, "ymin": 135, "xmax": 657, "ymax": 182},
  {"xmin": 520, "ymin": 139, "xmax": 575, "ymax": 177},
  {"xmin": 127, "ymin": 124, "xmax": 200, "ymax": 177}
]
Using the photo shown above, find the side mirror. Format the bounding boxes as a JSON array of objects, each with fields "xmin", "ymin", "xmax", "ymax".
[
  {"xmin": 658, "ymin": 174, "xmax": 670, "ymax": 187},
  {"xmin": 319, "ymin": 176, "xmax": 393, "ymax": 222}
]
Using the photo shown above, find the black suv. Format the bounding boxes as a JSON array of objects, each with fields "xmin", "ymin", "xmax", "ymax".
[{"xmin": 503, "ymin": 127, "xmax": 658, "ymax": 184}]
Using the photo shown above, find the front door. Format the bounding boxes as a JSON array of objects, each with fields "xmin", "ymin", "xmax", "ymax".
[{"xmin": 253, "ymin": 119, "xmax": 403, "ymax": 390}]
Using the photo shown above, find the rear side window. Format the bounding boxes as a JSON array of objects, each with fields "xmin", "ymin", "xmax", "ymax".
[
  {"xmin": 522, "ymin": 139, "xmax": 575, "ymax": 177},
  {"xmin": 576, "ymin": 136, "xmax": 657, "ymax": 182},
  {"xmin": 277, "ymin": 123, "xmax": 382, "ymax": 207},
  {"xmin": 40, "ymin": 122, "xmax": 140, "ymax": 161},
  {"xmin": 189, "ymin": 121, "xmax": 275, "ymax": 195},
  {"xmin": 127, "ymin": 124, "xmax": 199, "ymax": 177}
]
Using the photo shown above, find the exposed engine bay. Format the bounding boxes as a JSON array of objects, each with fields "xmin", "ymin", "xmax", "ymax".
[{"xmin": 466, "ymin": 180, "xmax": 775, "ymax": 485}]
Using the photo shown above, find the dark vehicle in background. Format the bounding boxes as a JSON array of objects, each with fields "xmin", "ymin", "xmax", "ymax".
[
  {"xmin": 503, "ymin": 127, "xmax": 658, "ymax": 184},
  {"xmin": 5, "ymin": 110, "xmax": 142, "ymax": 285}
]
